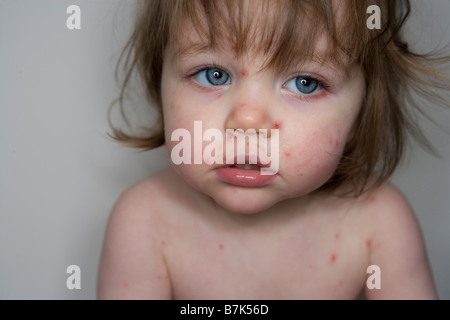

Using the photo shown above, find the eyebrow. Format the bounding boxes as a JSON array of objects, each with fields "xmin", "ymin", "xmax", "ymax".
[{"xmin": 172, "ymin": 41, "xmax": 221, "ymax": 63}]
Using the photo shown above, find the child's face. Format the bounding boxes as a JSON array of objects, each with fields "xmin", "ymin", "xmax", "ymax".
[{"xmin": 161, "ymin": 21, "xmax": 365, "ymax": 214}]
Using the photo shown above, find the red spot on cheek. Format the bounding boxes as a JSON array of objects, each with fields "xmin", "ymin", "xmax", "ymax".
[
  {"xmin": 240, "ymin": 69, "xmax": 248, "ymax": 77},
  {"xmin": 284, "ymin": 151, "xmax": 291, "ymax": 157},
  {"xmin": 330, "ymin": 253, "xmax": 337, "ymax": 263},
  {"xmin": 216, "ymin": 93, "xmax": 223, "ymax": 99},
  {"xmin": 366, "ymin": 239, "xmax": 372, "ymax": 248},
  {"xmin": 161, "ymin": 240, "xmax": 166, "ymax": 246},
  {"xmin": 219, "ymin": 244, "xmax": 224, "ymax": 250},
  {"xmin": 335, "ymin": 139, "xmax": 339, "ymax": 147},
  {"xmin": 274, "ymin": 121, "xmax": 282, "ymax": 130},
  {"xmin": 335, "ymin": 233, "xmax": 340, "ymax": 240}
]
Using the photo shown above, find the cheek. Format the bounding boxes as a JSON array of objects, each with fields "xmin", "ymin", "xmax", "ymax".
[
  {"xmin": 164, "ymin": 105, "xmax": 196, "ymax": 167},
  {"xmin": 163, "ymin": 86, "xmax": 219, "ymax": 127},
  {"xmin": 164, "ymin": 98, "xmax": 213, "ymax": 139},
  {"xmin": 164, "ymin": 114, "xmax": 192, "ymax": 148},
  {"xmin": 164, "ymin": 115, "xmax": 223, "ymax": 184},
  {"xmin": 165, "ymin": 127, "xmax": 205, "ymax": 190},
  {"xmin": 283, "ymin": 130, "xmax": 343, "ymax": 189},
  {"xmin": 288, "ymin": 131, "xmax": 341, "ymax": 164},
  {"xmin": 326, "ymin": 129, "xmax": 344, "ymax": 154}
]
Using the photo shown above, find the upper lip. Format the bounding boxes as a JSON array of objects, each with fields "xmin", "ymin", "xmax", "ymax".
[{"xmin": 217, "ymin": 155, "xmax": 271, "ymax": 168}]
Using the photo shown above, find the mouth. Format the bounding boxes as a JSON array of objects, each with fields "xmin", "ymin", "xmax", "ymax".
[
  {"xmin": 229, "ymin": 164, "xmax": 261, "ymax": 170},
  {"xmin": 215, "ymin": 156, "xmax": 277, "ymax": 187},
  {"xmin": 220, "ymin": 155, "xmax": 271, "ymax": 169}
]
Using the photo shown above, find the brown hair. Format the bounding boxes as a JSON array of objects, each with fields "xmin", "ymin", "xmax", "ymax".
[{"xmin": 109, "ymin": 0, "xmax": 449, "ymax": 195}]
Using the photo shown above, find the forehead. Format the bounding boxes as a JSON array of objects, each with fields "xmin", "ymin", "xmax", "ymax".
[{"xmin": 168, "ymin": 0, "xmax": 355, "ymax": 72}]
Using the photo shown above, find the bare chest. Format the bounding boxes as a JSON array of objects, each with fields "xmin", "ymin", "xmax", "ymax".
[{"xmin": 161, "ymin": 220, "xmax": 369, "ymax": 299}]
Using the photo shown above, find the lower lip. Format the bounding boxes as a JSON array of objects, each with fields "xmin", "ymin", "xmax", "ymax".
[{"xmin": 215, "ymin": 167, "xmax": 277, "ymax": 187}]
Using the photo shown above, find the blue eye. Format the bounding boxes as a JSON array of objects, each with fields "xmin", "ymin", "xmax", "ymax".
[
  {"xmin": 284, "ymin": 77, "xmax": 319, "ymax": 95},
  {"xmin": 194, "ymin": 68, "xmax": 231, "ymax": 86}
]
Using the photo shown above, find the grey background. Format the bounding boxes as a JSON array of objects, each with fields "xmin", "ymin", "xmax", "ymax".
[{"xmin": 0, "ymin": 0, "xmax": 449, "ymax": 299}]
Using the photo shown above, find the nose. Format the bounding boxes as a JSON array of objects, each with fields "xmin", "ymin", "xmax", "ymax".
[{"xmin": 224, "ymin": 85, "xmax": 273, "ymax": 134}]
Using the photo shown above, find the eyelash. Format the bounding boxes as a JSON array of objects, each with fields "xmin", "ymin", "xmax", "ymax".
[
  {"xmin": 185, "ymin": 64, "xmax": 230, "ymax": 81},
  {"xmin": 283, "ymin": 74, "xmax": 330, "ymax": 101},
  {"xmin": 184, "ymin": 65, "xmax": 330, "ymax": 99}
]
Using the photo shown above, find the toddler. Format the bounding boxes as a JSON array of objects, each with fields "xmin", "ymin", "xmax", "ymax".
[{"xmin": 98, "ymin": 0, "xmax": 449, "ymax": 299}]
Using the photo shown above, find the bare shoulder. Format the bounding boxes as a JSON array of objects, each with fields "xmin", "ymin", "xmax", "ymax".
[
  {"xmin": 356, "ymin": 182, "xmax": 427, "ymax": 249},
  {"xmin": 109, "ymin": 167, "xmax": 204, "ymax": 225},
  {"xmin": 353, "ymin": 182, "xmax": 438, "ymax": 299},
  {"xmin": 97, "ymin": 168, "xmax": 182, "ymax": 299},
  {"xmin": 114, "ymin": 168, "xmax": 184, "ymax": 209},
  {"xmin": 100, "ymin": 169, "xmax": 178, "ymax": 239},
  {"xmin": 356, "ymin": 181, "xmax": 416, "ymax": 226}
]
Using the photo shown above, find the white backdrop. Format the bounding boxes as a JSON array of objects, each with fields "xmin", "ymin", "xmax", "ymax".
[{"xmin": 1, "ymin": 0, "xmax": 449, "ymax": 299}]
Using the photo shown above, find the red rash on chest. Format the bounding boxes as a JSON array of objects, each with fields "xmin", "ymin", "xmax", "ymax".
[{"xmin": 330, "ymin": 253, "xmax": 337, "ymax": 263}]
